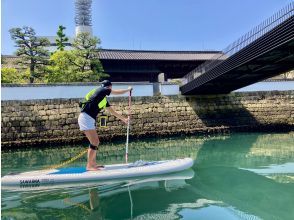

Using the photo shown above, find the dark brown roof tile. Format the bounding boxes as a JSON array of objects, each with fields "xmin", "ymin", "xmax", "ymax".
[{"xmin": 98, "ymin": 49, "xmax": 222, "ymax": 61}]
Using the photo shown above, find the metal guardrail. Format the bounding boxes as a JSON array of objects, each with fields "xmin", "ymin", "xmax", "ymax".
[{"xmin": 183, "ymin": 2, "xmax": 294, "ymax": 85}]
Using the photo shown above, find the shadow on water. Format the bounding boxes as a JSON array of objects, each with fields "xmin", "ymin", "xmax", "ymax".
[
  {"xmin": 1, "ymin": 132, "xmax": 294, "ymax": 220},
  {"xmin": 190, "ymin": 133, "xmax": 294, "ymax": 220}
]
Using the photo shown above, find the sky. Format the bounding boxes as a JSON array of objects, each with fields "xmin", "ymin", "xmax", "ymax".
[{"xmin": 1, "ymin": 0, "xmax": 292, "ymax": 55}]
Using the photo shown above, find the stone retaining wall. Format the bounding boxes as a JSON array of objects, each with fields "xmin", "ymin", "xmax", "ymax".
[{"xmin": 1, "ymin": 91, "xmax": 293, "ymax": 148}]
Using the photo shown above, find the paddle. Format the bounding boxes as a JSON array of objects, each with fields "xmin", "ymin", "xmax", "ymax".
[{"xmin": 126, "ymin": 89, "xmax": 132, "ymax": 163}]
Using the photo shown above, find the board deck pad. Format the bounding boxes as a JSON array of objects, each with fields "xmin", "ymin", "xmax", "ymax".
[
  {"xmin": 51, "ymin": 167, "xmax": 88, "ymax": 174},
  {"xmin": 51, "ymin": 161, "xmax": 163, "ymax": 175}
]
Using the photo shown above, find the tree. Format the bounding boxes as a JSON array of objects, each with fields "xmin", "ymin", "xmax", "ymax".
[
  {"xmin": 71, "ymin": 33, "xmax": 108, "ymax": 80},
  {"xmin": 56, "ymin": 25, "xmax": 69, "ymax": 51},
  {"xmin": 1, "ymin": 67, "xmax": 18, "ymax": 83},
  {"xmin": 9, "ymin": 26, "xmax": 50, "ymax": 83},
  {"xmin": 1, "ymin": 67, "xmax": 29, "ymax": 83},
  {"xmin": 46, "ymin": 32, "xmax": 108, "ymax": 82},
  {"xmin": 71, "ymin": 32, "xmax": 100, "ymax": 73},
  {"xmin": 284, "ymin": 70, "xmax": 294, "ymax": 79},
  {"xmin": 46, "ymin": 50, "xmax": 77, "ymax": 82},
  {"xmin": 90, "ymin": 59, "xmax": 109, "ymax": 79}
]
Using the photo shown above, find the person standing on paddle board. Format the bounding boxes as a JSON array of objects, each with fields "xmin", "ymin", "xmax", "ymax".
[{"xmin": 78, "ymin": 80, "xmax": 132, "ymax": 171}]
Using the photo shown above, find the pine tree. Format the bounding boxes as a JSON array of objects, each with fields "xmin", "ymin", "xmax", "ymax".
[
  {"xmin": 56, "ymin": 25, "xmax": 69, "ymax": 51},
  {"xmin": 71, "ymin": 32, "xmax": 99, "ymax": 73},
  {"xmin": 9, "ymin": 26, "xmax": 50, "ymax": 83}
]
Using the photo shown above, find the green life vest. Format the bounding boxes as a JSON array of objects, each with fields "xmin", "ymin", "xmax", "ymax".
[{"xmin": 80, "ymin": 88, "xmax": 107, "ymax": 110}]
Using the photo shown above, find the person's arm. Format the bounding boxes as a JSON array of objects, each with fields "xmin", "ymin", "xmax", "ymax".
[
  {"xmin": 106, "ymin": 106, "xmax": 128, "ymax": 124},
  {"xmin": 111, "ymin": 86, "xmax": 132, "ymax": 95}
]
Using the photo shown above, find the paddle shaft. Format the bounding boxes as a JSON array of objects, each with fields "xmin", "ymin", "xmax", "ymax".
[{"xmin": 126, "ymin": 90, "xmax": 132, "ymax": 163}]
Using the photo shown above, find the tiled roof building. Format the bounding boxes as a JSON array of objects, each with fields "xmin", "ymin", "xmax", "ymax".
[
  {"xmin": 97, "ymin": 49, "xmax": 222, "ymax": 82},
  {"xmin": 2, "ymin": 49, "xmax": 221, "ymax": 82},
  {"xmin": 2, "ymin": 49, "xmax": 292, "ymax": 82}
]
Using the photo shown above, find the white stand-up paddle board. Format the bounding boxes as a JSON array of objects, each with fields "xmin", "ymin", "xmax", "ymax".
[{"xmin": 2, "ymin": 158, "xmax": 193, "ymax": 186}]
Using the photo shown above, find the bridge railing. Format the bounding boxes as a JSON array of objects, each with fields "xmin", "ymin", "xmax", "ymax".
[{"xmin": 182, "ymin": 2, "xmax": 294, "ymax": 85}]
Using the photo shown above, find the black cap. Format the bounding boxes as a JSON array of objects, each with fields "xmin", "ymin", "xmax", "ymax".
[{"xmin": 101, "ymin": 80, "xmax": 112, "ymax": 87}]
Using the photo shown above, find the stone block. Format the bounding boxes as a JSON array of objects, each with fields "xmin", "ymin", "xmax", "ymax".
[
  {"xmin": 38, "ymin": 110, "xmax": 46, "ymax": 116},
  {"xmin": 11, "ymin": 121, "xmax": 20, "ymax": 127},
  {"xmin": 48, "ymin": 105, "xmax": 55, "ymax": 110},
  {"xmin": 48, "ymin": 115, "xmax": 56, "ymax": 120},
  {"xmin": 22, "ymin": 117, "xmax": 30, "ymax": 122},
  {"xmin": 2, "ymin": 117, "xmax": 10, "ymax": 123},
  {"xmin": 52, "ymin": 130, "xmax": 63, "ymax": 136},
  {"xmin": 66, "ymin": 118, "xmax": 77, "ymax": 124}
]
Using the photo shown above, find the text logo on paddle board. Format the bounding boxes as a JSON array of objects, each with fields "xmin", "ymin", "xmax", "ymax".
[{"xmin": 20, "ymin": 179, "xmax": 40, "ymax": 185}]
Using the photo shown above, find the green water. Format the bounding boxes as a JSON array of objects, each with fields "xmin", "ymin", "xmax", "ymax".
[{"xmin": 1, "ymin": 132, "xmax": 294, "ymax": 220}]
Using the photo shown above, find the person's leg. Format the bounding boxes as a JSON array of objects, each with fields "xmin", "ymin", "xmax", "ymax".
[{"xmin": 84, "ymin": 129, "xmax": 100, "ymax": 170}]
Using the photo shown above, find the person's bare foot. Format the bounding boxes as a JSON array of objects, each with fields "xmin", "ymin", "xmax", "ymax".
[
  {"xmin": 89, "ymin": 162, "xmax": 104, "ymax": 168},
  {"xmin": 86, "ymin": 166, "xmax": 100, "ymax": 171}
]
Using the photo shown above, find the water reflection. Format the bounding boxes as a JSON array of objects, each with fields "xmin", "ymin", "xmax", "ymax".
[
  {"xmin": 2, "ymin": 170, "xmax": 194, "ymax": 219},
  {"xmin": 1, "ymin": 132, "xmax": 294, "ymax": 220},
  {"xmin": 189, "ymin": 132, "xmax": 294, "ymax": 220}
]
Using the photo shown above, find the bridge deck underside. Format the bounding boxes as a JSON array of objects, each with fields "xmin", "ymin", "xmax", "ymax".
[{"xmin": 181, "ymin": 16, "xmax": 294, "ymax": 95}]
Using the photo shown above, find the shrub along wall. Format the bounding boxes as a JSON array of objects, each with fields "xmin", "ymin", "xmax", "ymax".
[{"xmin": 1, "ymin": 91, "xmax": 293, "ymax": 148}]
